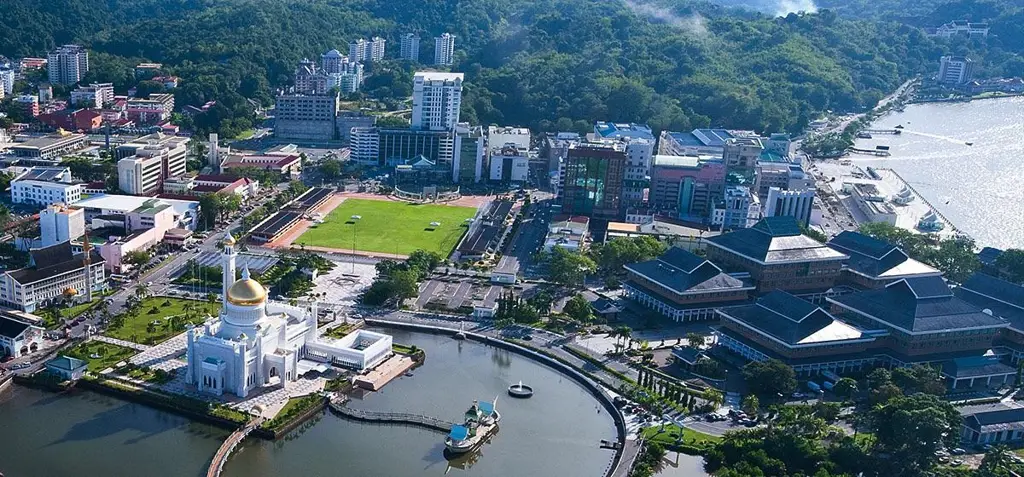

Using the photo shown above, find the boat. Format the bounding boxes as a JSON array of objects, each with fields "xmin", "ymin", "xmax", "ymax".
[
  {"xmin": 445, "ymin": 398, "xmax": 501, "ymax": 455},
  {"xmin": 894, "ymin": 124, "xmax": 905, "ymax": 129},
  {"xmin": 966, "ymin": 142, "xmax": 974, "ymax": 146},
  {"xmin": 856, "ymin": 132, "xmax": 873, "ymax": 139},
  {"xmin": 508, "ymin": 381, "xmax": 534, "ymax": 398}
]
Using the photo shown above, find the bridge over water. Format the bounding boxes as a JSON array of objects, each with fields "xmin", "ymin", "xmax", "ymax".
[
  {"xmin": 207, "ymin": 417, "xmax": 264, "ymax": 477},
  {"xmin": 327, "ymin": 398, "xmax": 455, "ymax": 433}
]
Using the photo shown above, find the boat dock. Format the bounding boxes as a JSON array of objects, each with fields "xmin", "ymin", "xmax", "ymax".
[
  {"xmin": 860, "ymin": 128, "xmax": 902, "ymax": 135},
  {"xmin": 848, "ymin": 147, "xmax": 891, "ymax": 157},
  {"xmin": 353, "ymin": 354, "xmax": 415, "ymax": 391}
]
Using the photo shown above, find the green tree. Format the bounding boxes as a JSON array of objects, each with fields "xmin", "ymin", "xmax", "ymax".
[
  {"xmin": 742, "ymin": 359, "xmax": 797, "ymax": 398},
  {"xmin": 741, "ymin": 394, "xmax": 760, "ymax": 415},
  {"xmin": 199, "ymin": 193, "xmax": 223, "ymax": 229},
  {"xmin": 319, "ymin": 159, "xmax": 342, "ymax": 181},
  {"xmin": 563, "ymin": 293, "xmax": 593, "ymax": 323},
  {"xmin": 994, "ymin": 249, "xmax": 1024, "ymax": 284},
  {"xmin": 833, "ymin": 377, "xmax": 858, "ymax": 399},
  {"xmin": 685, "ymin": 332, "xmax": 706, "ymax": 349},
  {"xmin": 546, "ymin": 246, "xmax": 596, "ymax": 287},
  {"xmin": 123, "ymin": 250, "xmax": 152, "ymax": 267},
  {"xmin": 978, "ymin": 445, "xmax": 1022, "ymax": 477},
  {"xmin": 870, "ymin": 393, "xmax": 961, "ymax": 474}
]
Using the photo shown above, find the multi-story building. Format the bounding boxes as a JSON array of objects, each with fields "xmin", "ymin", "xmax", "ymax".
[
  {"xmin": 648, "ymin": 154, "xmax": 725, "ymax": 222},
  {"xmin": 706, "ymin": 216, "xmax": 848, "ymax": 293},
  {"xmin": 488, "ymin": 144, "xmax": 530, "ymax": 183},
  {"xmin": 219, "ymin": 153, "xmax": 302, "ymax": 175},
  {"xmin": 320, "ymin": 50, "xmax": 345, "ymax": 75},
  {"xmin": 0, "ymin": 69, "xmax": 14, "ymax": 96},
  {"xmin": 955, "ymin": 273, "xmax": 1024, "ymax": 364},
  {"xmin": 274, "ymin": 93, "xmax": 339, "ymax": 142},
  {"xmin": 763, "ymin": 187, "xmax": 815, "ymax": 227},
  {"xmin": 294, "ymin": 58, "xmax": 329, "ymax": 94},
  {"xmin": 624, "ymin": 247, "xmax": 754, "ymax": 322},
  {"xmin": 411, "ymin": 72, "xmax": 463, "ymax": 131},
  {"xmin": 116, "ymin": 132, "xmax": 188, "ymax": 183},
  {"xmin": 826, "ymin": 231, "xmax": 941, "ymax": 289},
  {"xmin": 939, "ymin": 56, "xmax": 974, "ymax": 85},
  {"xmin": 722, "ymin": 137, "xmax": 764, "ymax": 184},
  {"xmin": 0, "ymin": 314, "xmax": 44, "ymax": 359},
  {"xmin": 658, "ymin": 129, "xmax": 753, "ymax": 156},
  {"xmin": 559, "ymin": 141, "xmax": 626, "ymax": 220},
  {"xmin": 378, "ymin": 128, "xmax": 454, "ymax": 166},
  {"xmin": 0, "ymin": 241, "xmax": 107, "ymax": 313},
  {"xmin": 488, "ymin": 126, "xmax": 531, "ymax": 151},
  {"xmin": 350, "ymin": 127, "xmax": 381, "ymax": 165},
  {"xmin": 118, "ymin": 146, "xmax": 170, "ymax": 195},
  {"xmin": 10, "ymin": 167, "xmax": 82, "ymax": 206},
  {"xmin": 38, "ymin": 83, "xmax": 52, "ymax": 103},
  {"xmin": 827, "ymin": 276, "xmax": 1010, "ymax": 386},
  {"xmin": 335, "ymin": 112, "xmax": 375, "ymax": 144},
  {"xmin": 70, "ymin": 83, "xmax": 114, "ymax": 107},
  {"xmin": 348, "ymin": 37, "xmax": 385, "ymax": 63},
  {"xmin": 754, "ymin": 162, "xmax": 812, "ymax": 202},
  {"xmin": 37, "ymin": 108, "xmax": 103, "ymax": 132},
  {"xmin": 135, "ymin": 63, "xmax": 163, "ymax": 78},
  {"xmin": 125, "ymin": 93, "xmax": 174, "ymax": 125},
  {"xmin": 39, "ymin": 204, "xmax": 86, "ymax": 247},
  {"xmin": 74, "ymin": 194, "xmax": 200, "ymax": 231},
  {"xmin": 434, "ymin": 33, "xmax": 456, "ymax": 66},
  {"xmin": 47, "ymin": 45, "xmax": 89, "ymax": 86},
  {"xmin": 544, "ymin": 215, "xmax": 590, "ymax": 252},
  {"xmin": 712, "ymin": 186, "xmax": 760, "ymax": 230},
  {"xmin": 715, "ymin": 291, "xmax": 879, "ymax": 375},
  {"xmin": 12, "ymin": 94, "xmax": 40, "ymax": 117},
  {"xmin": 400, "ymin": 33, "xmax": 421, "ymax": 62},
  {"xmin": 453, "ymin": 125, "xmax": 485, "ymax": 183},
  {"xmin": 934, "ymin": 21, "xmax": 989, "ymax": 38},
  {"xmin": 11, "ymin": 132, "xmax": 87, "ymax": 159}
]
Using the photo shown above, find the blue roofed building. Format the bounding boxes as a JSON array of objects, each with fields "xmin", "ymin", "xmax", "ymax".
[
  {"xmin": 593, "ymin": 122, "xmax": 654, "ymax": 141},
  {"xmin": 705, "ymin": 216, "xmax": 848, "ymax": 294},
  {"xmin": 955, "ymin": 273, "xmax": 1024, "ymax": 363},
  {"xmin": 715, "ymin": 291, "xmax": 878, "ymax": 375},
  {"xmin": 623, "ymin": 247, "xmax": 754, "ymax": 322},
  {"xmin": 827, "ymin": 231, "xmax": 942, "ymax": 289},
  {"xmin": 658, "ymin": 129, "xmax": 751, "ymax": 156},
  {"xmin": 961, "ymin": 405, "xmax": 1024, "ymax": 445},
  {"xmin": 44, "ymin": 355, "xmax": 89, "ymax": 380}
]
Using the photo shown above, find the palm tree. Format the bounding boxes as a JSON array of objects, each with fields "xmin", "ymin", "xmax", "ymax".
[
  {"xmin": 617, "ymin": 326, "xmax": 633, "ymax": 351},
  {"xmin": 134, "ymin": 283, "xmax": 149, "ymax": 300},
  {"xmin": 686, "ymin": 332, "xmax": 705, "ymax": 349}
]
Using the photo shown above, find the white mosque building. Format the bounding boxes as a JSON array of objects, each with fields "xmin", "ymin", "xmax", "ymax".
[{"xmin": 185, "ymin": 234, "xmax": 393, "ymax": 398}]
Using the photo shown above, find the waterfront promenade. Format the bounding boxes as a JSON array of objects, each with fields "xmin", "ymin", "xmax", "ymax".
[
  {"xmin": 327, "ymin": 395, "xmax": 455, "ymax": 433},
  {"xmin": 208, "ymin": 417, "xmax": 264, "ymax": 477}
]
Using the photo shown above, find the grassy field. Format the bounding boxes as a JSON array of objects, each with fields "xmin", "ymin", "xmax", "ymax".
[
  {"xmin": 296, "ymin": 198, "xmax": 476, "ymax": 256},
  {"xmin": 105, "ymin": 298, "xmax": 220, "ymax": 345},
  {"xmin": 641, "ymin": 424, "xmax": 722, "ymax": 447},
  {"xmin": 65, "ymin": 342, "xmax": 137, "ymax": 372}
]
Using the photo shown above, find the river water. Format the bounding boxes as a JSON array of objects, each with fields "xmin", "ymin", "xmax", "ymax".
[
  {"xmin": 0, "ymin": 330, "xmax": 618, "ymax": 477},
  {"xmin": 854, "ymin": 97, "xmax": 1024, "ymax": 250}
]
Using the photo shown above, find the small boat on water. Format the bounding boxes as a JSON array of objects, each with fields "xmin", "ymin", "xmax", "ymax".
[
  {"xmin": 894, "ymin": 124, "xmax": 905, "ymax": 129},
  {"xmin": 445, "ymin": 398, "xmax": 501, "ymax": 455},
  {"xmin": 966, "ymin": 142, "xmax": 974, "ymax": 146}
]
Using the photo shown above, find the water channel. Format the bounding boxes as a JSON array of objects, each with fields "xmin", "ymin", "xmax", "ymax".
[{"xmin": 0, "ymin": 329, "xmax": 621, "ymax": 477}]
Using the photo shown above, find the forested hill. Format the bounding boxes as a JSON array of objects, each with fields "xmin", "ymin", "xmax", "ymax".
[{"xmin": 0, "ymin": 0, "xmax": 997, "ymax": 135}]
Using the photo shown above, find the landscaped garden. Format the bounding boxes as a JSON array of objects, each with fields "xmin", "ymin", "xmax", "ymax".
[
  {"xmin": 105, "ymin": 297, "xmax": 220, "ymax": 345},
  {"xmin": 65, "ymin": 341, "xmax": 137, "ymax": 372},
  {"xmin": 295, "ymin": 198, "xmax": 476, "ymax": 256}
]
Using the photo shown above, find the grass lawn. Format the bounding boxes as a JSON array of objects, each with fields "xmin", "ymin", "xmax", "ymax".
[
  {"xmin": 105, "ymin": 298, "xmax": 220, "ymax": 345},
  {"xmin": 641, "ymin": 423, "xmax": 722, "ymax": 447},
  {"xmin": 61, "ymin": 298, "xmax": 102, "ymax": 319},
  {"xmin": 65, "ymin": 342, "xmax": 137, "ymax": 372},
  {"xmin": 295, "ymin": 198, "xmax": 476, "ymax": 256}
]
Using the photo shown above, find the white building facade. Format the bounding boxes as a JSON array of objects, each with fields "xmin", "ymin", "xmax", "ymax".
[
  {"xmin": 434, "ymin": 33, "xmax": 456, "ymax": 66},
  {"xmin": 764, "ymin": 187, "xmax": 815, "ymax": 227},
  {"xmin": 411, "ymin": 72, "xmax": 463, "ymax": 131},
  {"xmin": 400, "ymin": 33, "xmax": 420, "ymax": 61},
  {"xmin": 47, "ymin": 45, "xmax": 89, "ymax": 86},
  {"xmin": 185, "ymin": 236, "xmax": 393, "ymax": 398}
]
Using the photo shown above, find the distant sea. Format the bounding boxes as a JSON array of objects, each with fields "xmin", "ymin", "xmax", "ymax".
[{"xmin": 853, "ymin": 96, "xmax": 1024, "ymax": 250}]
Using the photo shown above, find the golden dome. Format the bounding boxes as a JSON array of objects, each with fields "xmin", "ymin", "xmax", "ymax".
[
  {"xmin": 223, "ymin": 233, "xmax": 236, "ymax": 246},
  {"xmin": 63, "ymin": 287, "xmax": 78, "ymax": 296},
  {"xmin": 226, "ymin": 278, "xmax": 267, "ymax": 306}
]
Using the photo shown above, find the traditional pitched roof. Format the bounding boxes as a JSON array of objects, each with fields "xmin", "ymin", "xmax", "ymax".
[
  {"xmin": 961, "ymin": 273, "xmax": 1024, "ymax": 310},
  {"xmin": 720, "ymin": 291, "xmax": 867, "ymax": 346},
  {"xmin": 706, "ymin": 217, "xmax": 848, "ymax": 264},
  {"xmin": 829, "ymin": 277, "xmax": 1008, "ymax": 334},
  {"xmin": 0, "ymin": 315, "xmax": 32, "ymax": 339},
  {"xmin": 978, "ymin": 247, "xmax": 1004, "ymax": 266},
  {"xmin": 964, "ymin": 408, "xmax": 1024, "ymax": 434},
  {"xmin": 45, "ymin": 355, "xmax": 87, "ymax": 372},
  {"xmin": 828, "ymin": 231, "xmax": 940, "ymax": 280},
  {"xmin": 624, "ymin": 248, "xmax": 749, "ymax": 295}
]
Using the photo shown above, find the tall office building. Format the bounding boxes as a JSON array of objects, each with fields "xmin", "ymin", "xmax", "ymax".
[
  {"xmin": 47, "ymin": 45, "xmax": 89, "ymax": 86},
  {"xmin": 560, "ymin": 142, "xmax": 627, "ymax": 220},
  {"xmin": 764, "ymin": 187, "xmax": 815, "ymax": 227},
  {"xmin": 938, "ymin": 56, "xmax": 974, "ymax": 85},
  {"xmin": 400, "ymin": 33, "xmax": 421, "ymax": 62},
  {"xmin": 722, "ymin": 137, "xmax": 763, "ymax": 185},
  {"xmin": 434, "ymin": 33, "xmax": 456, "ymax": 66},
  {"xmin": 411, "ymin": 72, "xmax": 463, "ymax": 131}
]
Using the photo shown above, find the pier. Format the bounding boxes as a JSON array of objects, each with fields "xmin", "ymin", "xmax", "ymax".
[
  {"xmin": 327, "ymin": 398, "xmax": 455, "ymax": 433},
  {"xmin": 848, "ymin": 147, "xmax": 891, "ymax": 157},
  {"xmin": 860, "ymin": 128, "xmax": 902, "ymax": 135},
  {"xmin": 207, "ymin": 417, "xmax": 264, "ymax": 477}
]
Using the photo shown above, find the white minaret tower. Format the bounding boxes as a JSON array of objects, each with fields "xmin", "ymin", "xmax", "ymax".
[{"xmin": 222, "ymin": 233, "xmax": 238, "ymax": 297}]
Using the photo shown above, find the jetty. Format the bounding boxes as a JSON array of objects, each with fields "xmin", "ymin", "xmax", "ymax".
[
  {"xmin": 327, "ymin": 398, "xmax": 455, "ymax": 433},
  {"xmin": 848, "ymin": 147, "xmax": 891, "ymax": 157},
  {"xmin": 207, "ymin": 417, "xmax": 264, "ymax": 477},
  {"xmin": 859, "ymin": 128, "xmax": 902, "ymax": 135}
]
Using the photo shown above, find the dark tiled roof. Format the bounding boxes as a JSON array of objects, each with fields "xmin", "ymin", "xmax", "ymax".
[
  {"xmin": 9, "ymin": 250, "xmax": 104, "ymax": 285},
  {"xmin": 961, "ymin": 273, "xmax": 1024, "ymax": 310},
  {"xmin": 624, "ymin": 248, "xmax": 746, "ymax": 295},
  {"xmin": 714, "ymin": 327, "xmax": 877, "ymax": 366},
  {"xmin": 0, "ymin": 316, "xmax": 31, "ymax": 338},
  {"xmin": 965, "ymin": 408, "xmax": 1024, "ymax": 430},
  {"xmin": 625, "ymin": 281, "xmax": 750, "ymax": 311},
  {"xmin": 830, "ymin": 278, "xmax": 1007, "ymax": 333},
  {"xmin": 942, "ymin": 356, "xmax": 1015, "ymax": 379},
  {"xmin": 707, "ymin": 217, "xmax": 847, "ymax": 264},
  {"xmin": 978, "ymin": 247, "xmax": 1004, "ymax": 266},
  {"xmin": 826, "ymin": 231, "xmax": 940, "ymax": 278},
  {"xmin": 29, "ymin": 241, "xmax": 74, "ymax": 268},
  {"xmin": 721, "ymin": 291, "xmax": 866, "ymax": 345}
]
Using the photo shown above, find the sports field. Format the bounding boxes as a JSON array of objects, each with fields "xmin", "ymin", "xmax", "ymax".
[{"xmin": 296, "ymin": 198, "xmax": 477, "ymax": 256}]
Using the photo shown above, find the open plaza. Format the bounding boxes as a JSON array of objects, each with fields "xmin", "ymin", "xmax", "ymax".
[{"xmin": 295, "ymin": 198, "xmax": 479, "ymax": 257}]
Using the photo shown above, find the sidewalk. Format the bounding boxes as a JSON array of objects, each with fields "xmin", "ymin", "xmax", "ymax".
[{"xmin": 93, "ymin": 334, "xmax": 151, "ymax": 352}]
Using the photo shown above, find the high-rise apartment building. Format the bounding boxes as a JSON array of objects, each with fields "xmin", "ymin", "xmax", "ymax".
[
  {"xmin": 47, "ymin": 45, "xmax": 89, "ymax": 86},
  {"xmin": 411, "ymin": 72, "xmax": 463, "ymax": 131},
  {"xmin": 434, "ymin": 33, "xmax": 456, "ymax": 66},
  {"xmin": 320, "ymin": 50, "xmax": 346, "ymax": 74},
  {"xmin": 939, "ymin": 56, "xmax": 974, "ymax": 85},
  {"xmin": 560, "ymin": 142, "xmax": 627, "ymax": 220},
  {"xmin": 348, "ymin": 37, "xmax": 386, "ymax": 63},
  {"xmin": 713, "ymin": 185, "xmax": 760, "ymax": 230},
  {"xmin": 722, "ymin": 137, "xmax": 763, "ymax": 184},
  {"xmin": 0, "ymin": 69, "xmax": 15, "ymax": 96},
  {"xmin": 400, "ymin": 33, "xmax": 421, "ymax": 62},
  {"xmin": 274, "ymin": 93, "xmax": 340, "ymax": 142}
]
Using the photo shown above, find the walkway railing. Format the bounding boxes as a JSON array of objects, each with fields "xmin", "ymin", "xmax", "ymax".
[
  {"xmin": 327, "ymin": 399, "xmax": 455, "ymax": 433},
  {"xmin": 207, "ymin": 417, "xmax": 264, "ymax": 477}
]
